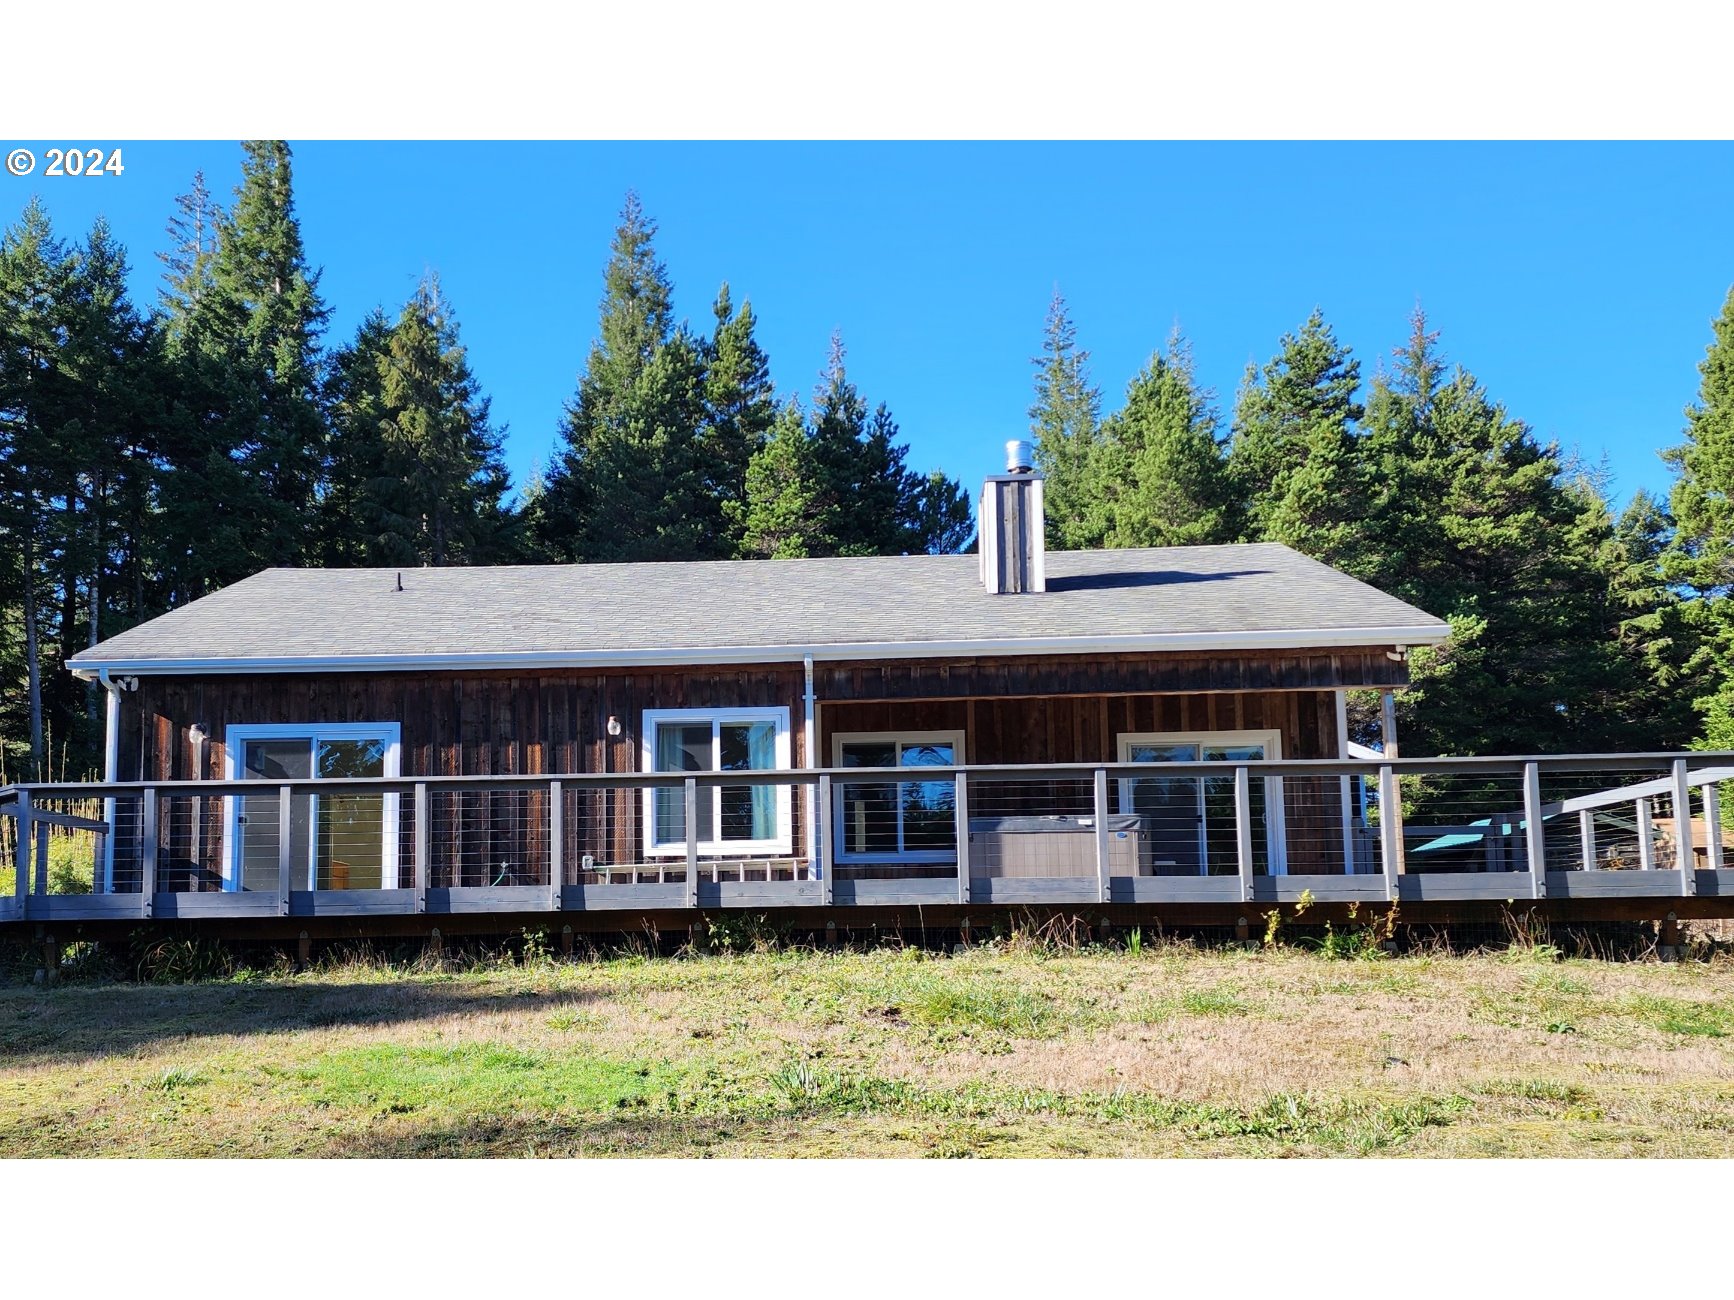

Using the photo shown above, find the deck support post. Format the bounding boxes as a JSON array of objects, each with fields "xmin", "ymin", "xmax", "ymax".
[
  {"xmin": 1234, "ymin": 765, "xmax": 1255, "ymax": 904},
  {"xmin": 14, "ymin": 792, "xmax": 31, "ymax": 917},
  {"xmin": 548, "ymin": 780, "xmax": 563, "ymax": 912},
  {"xmin": 1637, "ymin": 799, "xmax": 1656, "ymax": 871},
  {"xmin": 140, "ymin": 788, "xmax": 158, "ymax": 917},
  {"xmin": 1522, "ymin": 761, "xmax": 1546, "ymax": 900},
  {"xmin": 34, "ymin": 817, "xmax": 49, "ymax": 897},
  {"xmin": 1673, "ymin": 759, "xmax": 1696, "ymax": 896},
  {"xmin": 413, "ymin": 783, "xmax": 429, "ymax": 913},
  {"xmin": 954, "ymin": 771, "xmax": 971, "ymax": 906},
  {"xmin": 1378, "ymin": 765, "xmax": 1403, "ymax": 902},
  {"xmin": 1579, "ymin": 809, "xmax": 1597, "ymax": 871},
  {"xmin": 817, "ymin": 773, "xmax": 835, "ymax": 906},
  {"xmin": 684, "ymin": 778, "xmax": 699, "ymax": 908},
  {"xmin": 1093, "ymin": 767, "xmax": 1112, "ymax": 904},
  {"xmin": 1706, "ymin": 783, "xmax": 1725, "ymax": 872},
  {"xmin": 277, "ymin": 784, "xmax": 293, "ymax": 916}
]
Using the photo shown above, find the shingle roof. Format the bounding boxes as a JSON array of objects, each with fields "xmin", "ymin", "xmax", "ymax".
[{"xmin": 68, "ymin": 543, "xmax": 1449, "ymax": 675}]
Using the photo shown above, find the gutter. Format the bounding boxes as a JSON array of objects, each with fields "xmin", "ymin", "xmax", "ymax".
[
  {"xmin": 67, "ymin": 624, "xmax": 1450, "ymax": 679},
  {"xmin": 97, "ymin": 668, "xmax": 124, "ymax": 891},
  {"xmin": 803, "ymin": 654, "xmax": 818, "ymax": 879}
]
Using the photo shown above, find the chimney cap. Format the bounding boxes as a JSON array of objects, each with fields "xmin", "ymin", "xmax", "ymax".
[{"xmin": 1005, "ymin": 439, "xmax": 1034, "ymax": 474}]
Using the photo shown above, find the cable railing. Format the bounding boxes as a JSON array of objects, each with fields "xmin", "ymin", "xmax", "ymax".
[{"xmin": 2, "ymin": 754, "xmax": 1731, "ymax": 922}]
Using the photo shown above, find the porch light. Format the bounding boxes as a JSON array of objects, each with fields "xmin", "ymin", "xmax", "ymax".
[{"xmin": 607, "ymin": 715, "xmax": 622, "ymax": 737}]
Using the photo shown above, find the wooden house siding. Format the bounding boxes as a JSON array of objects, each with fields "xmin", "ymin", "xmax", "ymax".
[
  {"xmin": 820, "ymin": 688, "xmax": 1346, "ymax": 874},
  {"xmin": 121, "ymin": 650, "xmax": 1370, "ymax": 885},
  {"xmin": 814, "ymin": 646, "xmax": 1408, "ymax": 702}
]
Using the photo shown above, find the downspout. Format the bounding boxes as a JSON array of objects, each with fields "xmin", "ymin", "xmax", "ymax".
[
  {"xmin": 98, "ymin": 668, "xmax": 121, "ymax": 892},
  {"xmin": 803, "ymin": 654, "xmax": 818, "ymax": 879}
]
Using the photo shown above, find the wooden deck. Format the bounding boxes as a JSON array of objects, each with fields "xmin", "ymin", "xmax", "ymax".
[{"xmin": 4, "ymin": 753, "xmax": 1733, "ymax": 930}]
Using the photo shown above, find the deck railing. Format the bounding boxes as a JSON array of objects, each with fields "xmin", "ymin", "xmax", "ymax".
[{"xmin": 2, "ymin": 753, "xmax": 1732, "ymax": 922}]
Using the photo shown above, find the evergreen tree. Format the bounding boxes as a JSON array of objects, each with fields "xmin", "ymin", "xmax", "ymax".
[
  {"xmin": 205, "ymin": 140, "xmax": 330, "ymax": 570},
  {"xmin": 370, "ymin": 277, "xmax": 512, "ymax": 565},
  {"xmin": 319, "ymin": 308, "xmax": 395, "ymax": 566},
  {"xmin": 1229, "ymin": 308, "xmax": 1364, "ymax": 562},
  {"xmin": 1096, "ymin": 331, "xmax": 1239, "ymax": 548},
  {"xmin": 157, "ymin": 171, "xmax": 221, "ymax": 337},
  {"xmin": 739, "ymin": 339, "xmax": 970, "ymax": 559},
  {"xmin": 1029, "ymin": 289, "xmax": 1105, "ymax": 549},
  {"xmin": 528, "ymin": 192, "xmax": 710, "ymax": 562},
  {"xmin": 1353, "ymin": 313, "xmax": 1636, "ymax": 757},
  {"xmin": 1662, "ymin": 286, "xmax": 1734, "ymax": 745},
  {"xmin": 739, "ymin": 399, "xmax": 824, "ymax": 558},
  {"xmin": 701, "ymin": 283, "xmax": 776, "ymax": 555}
]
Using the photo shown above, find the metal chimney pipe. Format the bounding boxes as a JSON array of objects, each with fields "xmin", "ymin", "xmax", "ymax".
[{"xmin": 1005, "ymin": 439, "xmax": 1034, "ymax": 474}]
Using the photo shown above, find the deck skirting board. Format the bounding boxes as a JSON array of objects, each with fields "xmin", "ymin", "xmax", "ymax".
[
  {"xmin": 1692, "ymin": 870, "xmax": 1734, "ymax": 896},
  {"xmin": 700, "ymin": 881, "xmax": 825, "ymax": 908},
  {"xmin": 974, "ymin": 878, "xmax": 1100, "ymax": 905},
  {"xmin": 563, "ymin": 883, "xmax": 686, "ymax": 911},
  {"xmin": 154, "ymin": 892, "xmax": 281, "ymax": 918},
  {"xmin": 1252, "ymin": 876, "xmax": 1391, "ymax": 903},
  {"xmin": 288, "ymin": 888, "xmax": 415, "ymax": 916},
  {"xmin": 426, "ymin": 885, "xmax": 555, "ymax": 914},
  {"xmin": 1121, "ymin": 877, "xmax": 1244, "ymax": 903},
  {"xmin": 1546, "ymin": 871, "xmax": 1681, "ymax": 898},
  {"xmin": 834, "ymin": 879, "xmax": 957, "ymax": 906},
  {"xmin": 1397, "ymin": 873, "xmax": 1532, "ymax": 901}
]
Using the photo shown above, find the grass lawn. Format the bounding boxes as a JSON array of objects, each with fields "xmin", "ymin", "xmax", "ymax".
[{"xmin": 4, "ymin": 933, "xmax": 1734, "ymax": 1157}]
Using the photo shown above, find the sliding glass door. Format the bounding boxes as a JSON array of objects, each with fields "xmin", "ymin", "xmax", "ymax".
[
  {"xmin": 1117, "ymin": 732, "xmax": 1286, "ymax": 876},
  {"xmin": 229, "ymin": 725, "xmax": 400, "ymax": 890}
]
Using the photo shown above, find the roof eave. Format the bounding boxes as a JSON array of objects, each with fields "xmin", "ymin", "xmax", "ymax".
[{"xmin": 67, "ymin": 624, "xmax": 1450, "ymax": 680}]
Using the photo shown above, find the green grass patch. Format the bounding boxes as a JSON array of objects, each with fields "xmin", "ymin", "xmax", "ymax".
[{"xmin": 1626, "ymin": 994, "xmax": 1734, "ymax": 1038}]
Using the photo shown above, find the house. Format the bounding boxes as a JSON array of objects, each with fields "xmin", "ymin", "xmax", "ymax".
[{"xmin": 9, "ymin": 442, "xmax": 1721, "ymax": 931}]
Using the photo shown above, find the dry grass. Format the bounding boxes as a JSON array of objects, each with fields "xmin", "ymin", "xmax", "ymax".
[{"xmin": 4, "ymin": 936, "xmax": 1734, "ymax": 1157}]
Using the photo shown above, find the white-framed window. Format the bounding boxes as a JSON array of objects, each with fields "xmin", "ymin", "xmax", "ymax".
[
  {"xmin": 223, "ymin": 723, "xmax": 402, "ymax": 892},
  {"xmin": 831, "ymin": 730, "xmax": 965, "ymax": 863},
  {"xmin": 1115, "ymin": 729, "xmax": 1288, "ymax": 876},
  {"xmin": 641, "ymin": 708, "xmax": 793, "ymax": 857}
]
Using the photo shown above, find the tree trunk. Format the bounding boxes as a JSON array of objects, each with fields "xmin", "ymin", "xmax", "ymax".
[{"xmin": 22, "ymin": 503, "xmax": 44, "ymax": 779}]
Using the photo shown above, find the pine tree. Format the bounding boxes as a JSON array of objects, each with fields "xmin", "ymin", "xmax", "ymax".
[
  {"xmin": 1229, "ymin": 308, "xmax": 1364, "ymax": 561},
  {"xmin": 1661, "ymin": 286, "xmax": 1734, "ymax": 745},
  {"xmin": 1351, "ymin": 314, "xmax": 1637, "ymax": 757},
  {"xmin": 528, "ymin": 192, "xmax": 710, "ymax": 563},
  {"xmin": 373, "ymin": 276, "xmax": 512, "ymax": 566},
  {"xmin": 1096, "ymin": 331, "xmax": 1239, "ymax": 548},
  {"xmin": 0, "ymin": 199, "xmax": 69, "ymax": 775},
  {"xmin": 739, "ymin": 399, "xmax": 824, "ymax": 558},
  {"xmin": 157, "ymin": 171, "xmax": 221, "ymax": 337},
  {"xmin": 702, "ymin": 283, "xmax": 776, "ymax": 556},
  {"xmin": 1029, "ymin": 289, "xmax": 1105, "ymax": 549},
  {"xmin": 206, "ymin": 140, "xmax": 330, "ymax": 570}
]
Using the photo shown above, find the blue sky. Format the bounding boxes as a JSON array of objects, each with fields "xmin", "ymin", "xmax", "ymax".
[{"xmin": 7, "ymin": 140, "xmax": 1731, "ymax": 511}]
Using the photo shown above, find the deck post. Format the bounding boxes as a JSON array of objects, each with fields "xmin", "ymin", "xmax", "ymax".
[
  {"xmin": 277, "ymin": 783, "xmax": 293, "ymax": 916},
  {"xmin": 1706, "ymin": 782, "xmax": 1725, "ymax": 873},
  {"xmin": 1672, "ymin": 758, "xmax": 1696, "ymax": 896},
  {"xmin": 684, "ymin": 778, "xmax": 699, "ymax": 908},
  {"xmin": 1378, "ymin": 765, "xmax": 1403, "ymax": 902},
  {"xmin": 1637, "ymin": 799, "xmax": 1655, "ymax": 871},
  {"xmin": 954, "ymin": 770, "xmax": 971, "ymax": 905},
  {"xmin": 817, "ymin": 773, "xmax": 835, "ymax": 906},
  {"xmin": 548, "ymin": 780, "xmax": 563, "ymax": 911},
  {"xmin": 1579, "ymin": 809, "xmax": 1597, "ymax": 871},
  {"xmin": 1522, "ymin": 761, "xmax": 1546, "ymax": 900},
  {"xmin": 34, "ymin": 817, "xmax": 49, "ymax": 897},
  {"xmin": 1234, "ymin": 765, "xmax": 1255, "ymax": 903},
  {"xmin": 140, "ymin": 788, "xmax": 158, "ymax": 918},
  {"xmin": 15, "ymin": 791, "xmax": 31, "ymax": 917},
  {"xmin": 1093, "ymin": 767, "xmax": 1112, "ymax": 904},
  {"xmin": 413, "ymin": 783, "xmax": 429, "ymax": 913}
]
